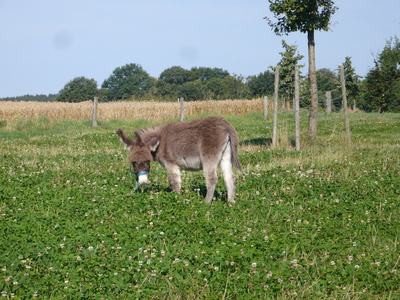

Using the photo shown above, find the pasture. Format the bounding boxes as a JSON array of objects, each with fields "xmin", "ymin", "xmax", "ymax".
[{"xmin": 0, "ymin": 109, "xmax": 399, "ymax": 299}]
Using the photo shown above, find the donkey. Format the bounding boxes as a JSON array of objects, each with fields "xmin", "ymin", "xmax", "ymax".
[{"xmin": 116, "ymin": 116, "xmax": 242, "ymax": 203}]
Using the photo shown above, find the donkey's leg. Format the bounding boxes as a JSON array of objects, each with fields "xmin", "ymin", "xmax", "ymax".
[
  {"xmin": 220, "ymin": 142, "xmax": 236, "ymax": 203},
  {"xmin": 203, "ymin": 163, "xmax": 218, "ymax": 204},
  {"xmin": 166, "ymin": 164, "xmax": 181, "ymax": 192}
]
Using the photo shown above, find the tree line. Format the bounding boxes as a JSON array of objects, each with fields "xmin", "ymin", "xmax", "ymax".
[
  {"xmin": 0, "ymin": 94, "xmax": 58, "ymax": 102},
  {"xmin": 1, "ymin": 35, "xmax": 398, "ymax": 113},
  {"xmin": 55, "ymin": 65, "xmax": 272, "ymax": 103}
]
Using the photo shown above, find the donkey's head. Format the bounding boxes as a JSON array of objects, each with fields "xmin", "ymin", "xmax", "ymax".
[{"xmin": 116, "ymin": 129, "xmax": 160, "ymax": 187}]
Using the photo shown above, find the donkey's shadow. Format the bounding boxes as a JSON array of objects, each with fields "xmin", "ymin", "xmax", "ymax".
[
  {"xmin": 241, "ymin": 137, "xmax": 272, "ymax": 147},
  {"xmin": 190, "ymin": 184, "xmax": 230, "ymax": 203},
  {"xmin": 140, "ymin": 184, "xmax": 229, "ymax": 203}
]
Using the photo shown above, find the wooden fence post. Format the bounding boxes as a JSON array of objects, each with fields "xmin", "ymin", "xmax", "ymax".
[
  {"xmin": 92, "ymin": 97, "xmax": 98, "ymax": 126},
  {"xmin": 294, "ymin": 66, "xmax": 300, "ymax": 151},
  {"xmin": 339, "ymin": 65, "xmax": 351, "ymax": 144},
  {"xmin": 325, "ymin": 91, "xmax": 332, "ymax": 115},
  {"xmin": 179, "ymin": 97, "xmax": 184, "ymax": 121},
  {"xmin": 272, "ymin": 66, "xmax": 280, "ymax": 147},
  {"xmin": 263, "ymin": 96, "xmax": 269, "ymax": 120}
]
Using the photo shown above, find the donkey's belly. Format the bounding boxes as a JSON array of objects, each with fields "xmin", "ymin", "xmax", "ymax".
[{"xmin": 176, "ymin": 156, "xmax": 202, "ymax": 171}]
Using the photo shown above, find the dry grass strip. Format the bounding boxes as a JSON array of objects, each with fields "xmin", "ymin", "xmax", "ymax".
[{"xmin": 0, "ymin": 98, "xmax": 264, "ymax": 123}]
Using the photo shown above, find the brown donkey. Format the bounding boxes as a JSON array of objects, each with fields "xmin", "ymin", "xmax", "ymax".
[{"xmin": 117, "ymin": 117, "xmax": 241, "ymax": 203}]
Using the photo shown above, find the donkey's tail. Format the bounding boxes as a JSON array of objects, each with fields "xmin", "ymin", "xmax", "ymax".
[{"xmin": 227, "ymin": 125, "xmax": 242, "ymax": 171}]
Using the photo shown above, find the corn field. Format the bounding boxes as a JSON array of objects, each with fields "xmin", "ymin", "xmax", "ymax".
[{"xmin": 0, "ymin": 99, "xmax": 264, "ymax": 123}]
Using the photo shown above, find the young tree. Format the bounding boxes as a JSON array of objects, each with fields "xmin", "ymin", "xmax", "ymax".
[
  {"xmin": 342, "ymin": 56, "xmax": 361, "ymax": 110},
  {"xmin": 275, "ymin": 40, "xmax": 304, "ymax": 108},
  {"xmin": 362, "ymin": 36, "xmax": 400, "ymax": 112},
  {"xmin": 265, "ymin": 0, "xmax": 338, "ymax": 137},
  {"xmin": 56, "ymin": 77, "xmax": 98, "ymax": 103}
]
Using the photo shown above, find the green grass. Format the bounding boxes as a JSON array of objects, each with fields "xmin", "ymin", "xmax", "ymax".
[{"xmin": 0, "ymin": 113, "xmax": 399, "ymax": 299}]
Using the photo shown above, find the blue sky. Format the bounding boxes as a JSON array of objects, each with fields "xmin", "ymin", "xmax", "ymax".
[{"xmin": 0, "ymin": 0, "xmax": 399, "ymax": 98}]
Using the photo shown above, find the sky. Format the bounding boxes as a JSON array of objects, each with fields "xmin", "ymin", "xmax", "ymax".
[{"xmin": 0, "ymin": 0, "xmax": 399, "ymax": 98}]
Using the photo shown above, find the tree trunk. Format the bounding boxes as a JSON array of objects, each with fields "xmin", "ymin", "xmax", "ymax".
[{"xmin": 307, "ymin": 29, "xmax": 318, "ymax": 138}]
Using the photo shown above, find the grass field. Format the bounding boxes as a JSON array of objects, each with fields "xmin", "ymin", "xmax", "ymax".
[{"xmin": 0, "ymin": 111, "xmax": 399, "ymax": 299}]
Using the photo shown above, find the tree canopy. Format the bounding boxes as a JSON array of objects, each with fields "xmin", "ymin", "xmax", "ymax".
[
  {"xmin": 101, "ymin": 63, "xmax": 154, "ymax": 101},
  {"xmin": 56, "ymin": 77, "xmax": 98, "ymax": 103},
  {"xmin": 246, "ymin": 71, "xmax": 275, "ymax": 98},
  {"xmin": 265, "ymin": 0, "xmax": 338, "ymax": 35},
  {"xmin": 154, "ymin": 66, "xmax": 249, "ymax": 101}
]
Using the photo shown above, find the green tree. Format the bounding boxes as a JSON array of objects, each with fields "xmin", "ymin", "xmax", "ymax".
[
  {"xmin": 206, "ymin": 76, "xmax": 249, "ymax": 100},
  {"xmin": 342, "ymin": 57, "xmax": 361, "ymax": 110},
  {"xmin": 155, "ymin": 66, "xmax": 248, "ymax": 101},
  {"xmin": 154, "ymin": 66, "xmax": 190, "ymax": 100},
  {"xmin": 265, "ymin": 0, "xmax": 338, "ymax": 137},
  {"xmin": 102, "ymin": 63, "xmax": 153, "ymax": 101},
  {"xmin": 362, "ymin": 63, "xmax": 386, "ymax": 112},
  {"xmin": 159, "ymin": 66, "xmax": 190, "ymax": 85},
  {"xmin": 189, "ymin": 67, "xmax": 230, "ymax": 82},
  {"xmin": 180, "ymin": 80, "xmax": 205, "ymax": 100},
  {"xmin": 275, "ymin": 40, "xmax": 304, "ymax": 108},
  {"xmin": 246, "ymin": 71, "xmax": 275, "ymax": 98},
  {"xmin": 153, "ymin": 80, "xmax": 178, "ymax": 100},
  {"xmin": 362, "ymin": 36, "xmax": 400, "ymax": 112},
  {"xmin": 56, "ymin": 77, "xmax": 98, "ymax": 103}
]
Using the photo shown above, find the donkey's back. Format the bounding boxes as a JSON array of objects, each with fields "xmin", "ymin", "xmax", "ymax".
[{"xmin": 155, "ymin": 117, "xmax": 241, "ymax": 172}]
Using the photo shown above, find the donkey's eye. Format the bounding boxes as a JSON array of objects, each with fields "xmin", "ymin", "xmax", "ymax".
[{"xmin": 138, "ymin": 161, "xmax": 150, "ymax": 168}]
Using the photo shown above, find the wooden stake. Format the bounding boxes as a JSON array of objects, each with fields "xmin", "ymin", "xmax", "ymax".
[
  {"xmin": 339, "ymin": 66, "xmax": 351, "ymax": 144},
  {"xmin": 179, "ymin": 97, "xmax": 184, "ymax": 121},
  {"xmin": 294, "ymin": 66, "xmax": 300, "ymax": 151},
  {"xmin": 325, "ymin": 91, "xmax": 332, "ymax": 115},
  {"xmin": 92, "ymin": 97, "xmax": 98, "ymax": 126},
  {"xmin": 263, "ymin": 96, "xmax": 269, "ymax": 120},
  {"xmin": 272, "ymin": 66, "xmax": 280, "ymax": 147}
]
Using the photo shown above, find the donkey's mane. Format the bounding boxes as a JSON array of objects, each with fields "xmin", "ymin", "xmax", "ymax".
[{"xmin": 135, "ymin": 126, "xmax": 159, "ymax": 137}]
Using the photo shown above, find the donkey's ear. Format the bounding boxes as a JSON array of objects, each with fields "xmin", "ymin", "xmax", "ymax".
[
  {"xmin": 147, "ymin": 135, "xmax": 160, "ymax": 152},
  {"xmin": 116, "ymin": 129, "xmax": 134, "ymax": 151},
  {"xmin": 134, "ymin": 130, "xmax": 143, "ymax": 143}
]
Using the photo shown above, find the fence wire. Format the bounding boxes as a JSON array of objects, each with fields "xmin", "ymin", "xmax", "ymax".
[{"xmin": 267, "ymin": 65, "xmax": 352, "ymax": 149}]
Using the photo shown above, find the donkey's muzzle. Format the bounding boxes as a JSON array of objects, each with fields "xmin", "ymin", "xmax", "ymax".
[{"xmin": 136, "ymin": 171, "xmax": 150, "ymax": 186}]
